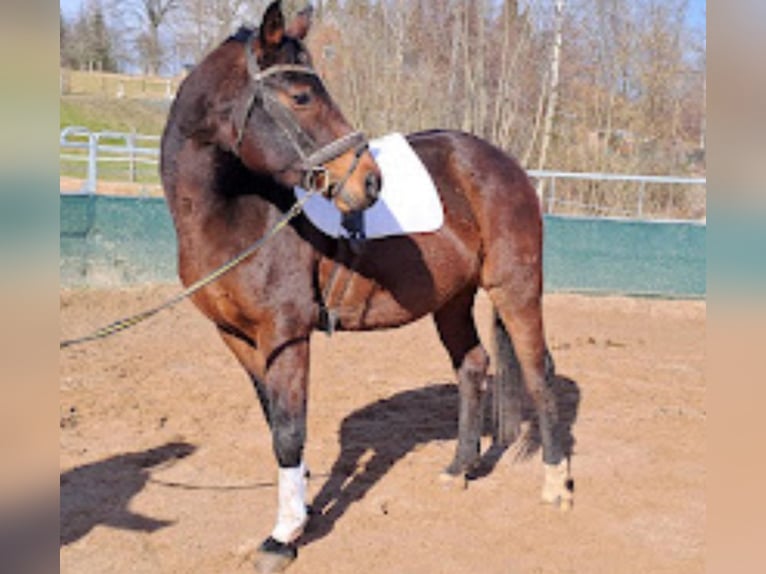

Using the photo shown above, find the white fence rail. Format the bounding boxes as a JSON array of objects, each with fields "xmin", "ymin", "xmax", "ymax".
[
  {"xmin": 60, "ymin": 127, "xmax": 706, "ymax": 220},
  {"xmin": 60, "ymin": 126, "xmax": 161, "ymax": 194}
]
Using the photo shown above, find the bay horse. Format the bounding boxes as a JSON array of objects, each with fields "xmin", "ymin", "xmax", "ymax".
[{"xmin": 160, "ymin": 2, "xmax": 573, "ymax": 571}]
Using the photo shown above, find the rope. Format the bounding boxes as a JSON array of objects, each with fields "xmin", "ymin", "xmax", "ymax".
[{"xmin": 60, "ymin": 189, "xmax": 317, "ymax": 349}]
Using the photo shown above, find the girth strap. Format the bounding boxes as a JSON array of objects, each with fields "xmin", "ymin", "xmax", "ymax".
[{"xmin": 317, "ymin": 213, "xmax": 366, "ymax": 335}]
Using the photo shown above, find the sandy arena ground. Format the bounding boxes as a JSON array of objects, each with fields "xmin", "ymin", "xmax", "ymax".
[{"xmin": 60, "ymin": 287, "xmax": 705, "ymax": 573}]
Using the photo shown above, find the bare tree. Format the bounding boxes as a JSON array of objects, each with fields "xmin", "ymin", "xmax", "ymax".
[
  {"xmin": 74, "ymin": 0, "xmax": 704, "ymax": 182},
  {"xmin": 61, "ymin": 0, "xmax": 116, "ymax": 72},
  {"xmin": 169, "ymin": 2, "xmax": 321, "ymax": 68},
  {"xmin": 536, "ymin": 0, "xmax": 566, "ymax": 172},
  {"xmin": 171, "ymin": 0, "xmax": 254, "ymax": 67},
  {"xmin": 109, "ymin": 0, "xmax": 181, "ymax": 74},
  {"xmin": 492, "ymin": 0, "xmax": 526, "ymax": 148}
]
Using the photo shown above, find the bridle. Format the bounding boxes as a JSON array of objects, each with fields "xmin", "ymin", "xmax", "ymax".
[
  {"xmin": 60, "ymin": 33, "xmax": 374, "ymax": 350},
  {"xmin": 233, "ymin": 32, "xmax": 369, "ymax": 201}
]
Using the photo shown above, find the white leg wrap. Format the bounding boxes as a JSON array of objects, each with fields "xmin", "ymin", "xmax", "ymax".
[
  {"xmin": 271, "ymin": 462, "xmax": 308, "ymax": 543},
  {"xmin": 541, "ymin": 459, "xmax": 574, "ymax": 510}
]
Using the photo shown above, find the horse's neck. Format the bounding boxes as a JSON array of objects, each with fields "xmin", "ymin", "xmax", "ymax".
[{"xmin": 181, "ymin": 145, "xmax": 289, "ymax": 210}]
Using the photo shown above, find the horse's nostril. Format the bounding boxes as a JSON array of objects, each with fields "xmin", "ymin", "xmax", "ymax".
[{"xmin": 365, "ymin": 172, "xmax": 382, "ymax": 202}]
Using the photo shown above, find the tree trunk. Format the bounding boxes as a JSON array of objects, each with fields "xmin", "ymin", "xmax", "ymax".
[{"xmin": 536, "ymin": 0, "xmax": 566, "ymax": 172}]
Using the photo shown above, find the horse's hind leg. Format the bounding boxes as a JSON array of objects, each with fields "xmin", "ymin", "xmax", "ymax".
[
  {"xmin": 487, "ymin": 284, "xmax": 574, "ymax": 510},
  {"xmin": 433, "ymin": 288, "xmax": 489, "ymax": 480}
]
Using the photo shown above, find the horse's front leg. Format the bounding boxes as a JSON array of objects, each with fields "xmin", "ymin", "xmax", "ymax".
[
  {"xmin": 256, "ymin": 334, "xmax": 312, "ymax": 573},
  {"xmin": 218, "ymin": 328, "xmax": 310, "ymax": 573}
]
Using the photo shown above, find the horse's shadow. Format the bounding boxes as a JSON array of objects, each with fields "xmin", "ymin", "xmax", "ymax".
[
  {"xmin": 301, "ymin": 374, "xmax": 580, "ymax": 546},
  {"xmin": 60, "ymin": 441, "xmax": 196, "ymax": 547}
]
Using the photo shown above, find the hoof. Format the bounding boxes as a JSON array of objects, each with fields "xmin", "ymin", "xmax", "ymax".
[
  {"xmin": 438, "ymin": 468, "xmax": 468, "ymax": 490},
  {"xmin": 541, "ymin": 488, "xmax": 574, "ymax": 511},
  {"xmin": 254, "ymin": 537, "xmax": 297, "ymax": 573}
]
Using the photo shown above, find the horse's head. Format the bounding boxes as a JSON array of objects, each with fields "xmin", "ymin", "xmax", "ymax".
[{"xmin": 227, "ymin": 1, "xmax": 381, "ymax": 213}]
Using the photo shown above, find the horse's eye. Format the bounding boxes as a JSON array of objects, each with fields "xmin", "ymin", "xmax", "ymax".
[{"xmin": 291, "ymin": 91, "xmax": 312, "ymax": 107}]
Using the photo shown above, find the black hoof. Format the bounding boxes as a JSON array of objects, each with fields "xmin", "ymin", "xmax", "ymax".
[
  {"xmin": 443, "ymin": 453, "xmax": 480, "ymax": 479},
  {"xmin": 254, "ymin": 537, "xmax": 297, "ymax": 574}
]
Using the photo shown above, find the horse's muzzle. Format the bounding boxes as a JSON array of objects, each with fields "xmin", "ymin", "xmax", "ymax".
[{"xmin": 321, "ymin": 142, "xmax": 382, "ymax": 213}]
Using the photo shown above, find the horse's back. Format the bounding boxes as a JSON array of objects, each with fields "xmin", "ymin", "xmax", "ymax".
[
  {"xmin": 407, "ymin": 130, "xmax": 541, "ymax": 235},
  {"xmin": 406, "ymin": 130, "xmax": 543, "ymax": 294},
  {"xmin": 407, "ymin": 129, "xmax": 539, "ymax": 219}
]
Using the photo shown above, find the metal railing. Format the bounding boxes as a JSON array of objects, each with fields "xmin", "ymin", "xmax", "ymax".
[
  {"xmin": 528, "ymin": 170, "xmax": 706, "ymax": 221},
  {"xmin": 59, "ymin": 127, "xmax": 706, "ymax": 221}
]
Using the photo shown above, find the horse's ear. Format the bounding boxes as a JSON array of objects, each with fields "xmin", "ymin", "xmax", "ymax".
[
  {"xmin": 286, "ymin": 5, "xmax": 314, "ymax": 40},
  {"xmin": 259, "ymin": 1, "xmax": 285, "ymax": 48}
]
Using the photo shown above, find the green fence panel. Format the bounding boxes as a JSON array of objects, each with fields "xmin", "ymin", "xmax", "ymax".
[
  {"xmin": 60, "ymin": 195, "xmax": 706, "ymax": 297},
  {"xmin": 60, "ymin": 194, "xmax": 177, "ymax": 286},
  {"xmin": 543, "ymin": 215, "xmax": 705, "ymax": 298}
]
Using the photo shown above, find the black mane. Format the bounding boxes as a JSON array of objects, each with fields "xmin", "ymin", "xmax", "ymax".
[{"xmin": 230, "ymin": 26, "xmax": 256, "ymax": 43}]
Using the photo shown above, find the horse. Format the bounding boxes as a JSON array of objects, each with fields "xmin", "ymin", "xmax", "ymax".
[{"xmin": 160, "ymin": 2, "xmax": 573, "ymax": 571}]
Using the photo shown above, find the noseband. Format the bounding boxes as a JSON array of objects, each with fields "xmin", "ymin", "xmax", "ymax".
[{"xmin": 233, "ymin": 33, "xmax": 368, "ymax": 199}]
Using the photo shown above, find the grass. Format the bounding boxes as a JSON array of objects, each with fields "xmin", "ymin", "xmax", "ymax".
[
  {"xmin": 60, "ymin": 96, "xmax": 169, "ymax": 189},
  {"xmin": 60, "ymin": 96, "xmax": 170, "ymax": 135}
]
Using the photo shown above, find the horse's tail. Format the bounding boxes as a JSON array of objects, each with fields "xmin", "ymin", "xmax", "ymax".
[
  {"xmin": 491, "ymin": 308, "xmax": 524, "ymax": 446},
  {"xmin": 492, "ymin": 308, "xmax": 557, "ymax": 447}
]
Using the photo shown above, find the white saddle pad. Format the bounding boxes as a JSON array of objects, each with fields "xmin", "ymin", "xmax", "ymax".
[{"xmin": 294, "ymin": 132, "xmax": 443, "ymax": 239}]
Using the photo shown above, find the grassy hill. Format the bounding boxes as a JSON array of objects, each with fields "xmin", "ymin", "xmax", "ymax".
[{"xmin": 60, "ymin": 96, "xmax": 171, "ymax": 135}]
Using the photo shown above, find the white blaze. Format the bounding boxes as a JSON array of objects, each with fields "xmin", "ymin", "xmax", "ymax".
[{"xmin": 271, "ymin": 462, "xmax": 308, "ymax": 543}]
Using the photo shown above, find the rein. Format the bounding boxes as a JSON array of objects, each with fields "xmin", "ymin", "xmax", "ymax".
[{"xmin": 59, "ymin": 189, "xmax": 318, "ymax": 350}]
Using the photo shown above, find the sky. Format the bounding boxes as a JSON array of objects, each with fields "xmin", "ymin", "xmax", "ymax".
[{"xmin": 60, "ymin": 0, "xmax": 83, "ymax": 19}]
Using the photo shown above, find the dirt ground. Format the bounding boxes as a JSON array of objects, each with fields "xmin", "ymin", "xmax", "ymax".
[
  {"xmin": 59, "ymin": 287, "xmax": 705, "ymax": 574},
  {"xmin": 60, "ymin": 177, "xmax": 163, "ymax": 197}
]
